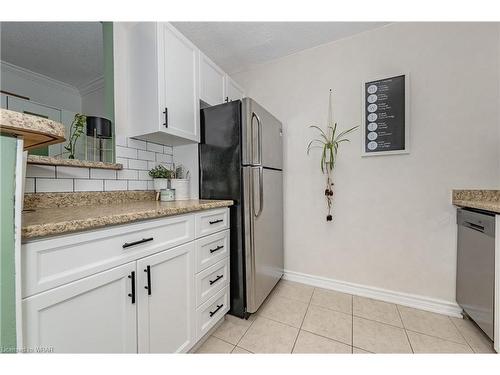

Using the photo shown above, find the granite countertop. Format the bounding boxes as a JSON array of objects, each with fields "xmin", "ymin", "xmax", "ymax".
[
  {"xmin": 22, "ymin": 193, "xmax": 233, "ymax": 240},
  {"xmin": 0, "ymin": 108, "xmax": 65, "ymax": 150},
  {"xmin": 27, "ymin": 155, "xmax": 123, "ymax": 170},
  {"xmin": 452, "ymin": 189, "xmax": 500, "ymax": 214}
]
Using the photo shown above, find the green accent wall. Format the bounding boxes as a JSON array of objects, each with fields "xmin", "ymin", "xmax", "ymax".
[{"xmin": 0, "ymin": 134, "xmax": 18, "ymax": 353}]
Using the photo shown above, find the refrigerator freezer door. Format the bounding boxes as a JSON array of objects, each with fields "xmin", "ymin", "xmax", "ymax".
[
  {"xmin": 244, "ymin": 166, "xmax": 284, "ymax": 313},
  {"xmin": 242, "ymin": 98, "xmax": 283, "ymax": 170}
]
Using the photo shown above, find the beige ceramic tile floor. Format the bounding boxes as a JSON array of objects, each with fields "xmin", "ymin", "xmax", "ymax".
[{"xmin": 195, "ymin": 280, "xmax": 496, "ymax": 354}]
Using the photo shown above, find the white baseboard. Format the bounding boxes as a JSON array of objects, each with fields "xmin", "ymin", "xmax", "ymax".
[{"xmin": 283, "ymin": 269, "xmax": 462, "ymax": 318}]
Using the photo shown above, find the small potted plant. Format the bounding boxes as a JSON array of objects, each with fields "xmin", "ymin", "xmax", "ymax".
[
  {"xmin": 170, "ymin": 164, "xmax": 190, "ymax": 200},
  {"xmin": 148, "ymin": 165, "xmax": 173, "ymax": 191}
]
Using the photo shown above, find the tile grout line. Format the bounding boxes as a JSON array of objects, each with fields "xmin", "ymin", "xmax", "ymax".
[
  {"xmin": 351, "ymin": 294, "xmax": 354, "ymax": 353},
  {"xmin": 448, "ymin": 316, "xmax": 476, "ymax": 353},
  {"xmin": 396, "ymin": 304, "xmax": 414, "ymax": 353},
  {"xmin": 233, "ymin": 316, "xmax": 256, "ymax": 349},
  {"xmin": 290, "ymin": 287, "xmax": 313, "ymax": 353}
]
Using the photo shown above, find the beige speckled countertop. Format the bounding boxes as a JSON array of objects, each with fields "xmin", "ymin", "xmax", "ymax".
[
  {"xmin": 22, "ymin": 196, "xmax": 233, "ymax": 241},
  {"xmin": 0, "ymin": 108, "xmax": 65, "ymax": 150},
  {"xmin": 452, "ymin": 189, "xmax": 500, "ymax": 214}
]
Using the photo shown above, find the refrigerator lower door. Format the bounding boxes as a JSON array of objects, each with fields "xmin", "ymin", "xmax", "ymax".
[{"xmin": 244, "ymin": 166, "xmax": 284, "ymax": 313}]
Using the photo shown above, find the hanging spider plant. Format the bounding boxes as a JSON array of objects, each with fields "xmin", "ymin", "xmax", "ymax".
[{"xmin": 307, "ymin": 90, "xmax": 358, "ymax": 221}]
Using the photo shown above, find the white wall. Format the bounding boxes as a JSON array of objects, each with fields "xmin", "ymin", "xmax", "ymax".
[
  {"xmin": 0, "ymin": 61, "xmax": 82, "ymax": 113},
  {"xmin": 233, "ymin": 22, "xmax": 500, "ymax": 303}
]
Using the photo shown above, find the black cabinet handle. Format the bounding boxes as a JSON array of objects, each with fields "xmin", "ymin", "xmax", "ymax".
[
  {"xmin": 123, "ymin": 237, "xmax": 154, "ymax": 249},
  {"xmin": 144, "ymin": 265, "xmax": 152, "ymax": 295},
  {"xmin": 209, "ymin": 274, "xmax": 223, "ymax": 285},
  {"xmin": 209, "ymin": 304, "xmax": 224, "ymax": 317},
  {"xmin": 163, "ymin": 107, "xmax": 168, "ymax": 128},
  {"xmin": 209, "ymin": 219, "xmax": 223, "ymax": 225},
  {"xmin": 128, "ymin": 271, "xmax": 135, "ymax": 304},
  {"xmin": 209, "ymin": 245, "xmax": 224, "ymax": 254}
]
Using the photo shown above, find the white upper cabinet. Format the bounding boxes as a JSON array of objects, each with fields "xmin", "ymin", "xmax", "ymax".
[
  {"xmin": 224, "ymin": 76, "xmax": 245, "ymax": 102},
  {"xmin": 127, "ymin": 22, "xmax": 199, "ymax": 145},
  {"xmin": 199, "ymin": 53, "xmax": 225, "ymax": 106}
]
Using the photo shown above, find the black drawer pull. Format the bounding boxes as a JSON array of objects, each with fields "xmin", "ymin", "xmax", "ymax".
[
  {"xmin": 209, "ymin": 219, "xmax": 223, "ymax": 225},
  {"xmin": 209, "ymin": 245, "xmax": 224, "ymax": 254},
  {"xmin": 144, "ymin": 265, "xmax": 152, "ymax": 296},
  {"xmin": 209, "ymin": 274, "xmax": 223, "ymax": 285},
  {"xmin": 209, "ymin": 304, "xmax": 224, "ymax": 317},
  {"xmin": 128, "ymin": 271, "xmax": 135, "ymax": 304},
  {"xmin": 123, "ymin": 237, "xmax": 154, "ymax": 249}
]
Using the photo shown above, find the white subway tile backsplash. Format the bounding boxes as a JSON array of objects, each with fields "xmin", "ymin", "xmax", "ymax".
[
  {"xmin": 117, "ymin": 169, "xmax": 138, "ymax": 180},
  {"xmin": 26, "ymin": 165, "xmax": 56, "ymax": 178},
  {"xmin": 116, "ymin": 146, "xmax": 138, "ymax": 159},
  {"xmin": 115, "ymin": 135, "xmax": 128, "ymax": 147},
  {"xmin": 155, "ymin": 153, "xmax": 171, "ymax": 163},
  {"xmin": 56, "ymin": 166, "xmax": 90, "ymax": 179},
  {"xmin": 128, "ymin": 138, "xmax": 147, "ymax": 150},
  {"xmin": 128, "ymin": 180, "xmax": 148, "ymax": 190},
  {"xmin": 25, "ymin": 136, "xmax": 175, "ymax": 193},
  {"xmin": 138, "ymin": 170, "xmax": 153, "ymax": 180},
  {"xmin": 104, "ymin": 179, "xmax": 128, "ymax": 191},
  {"xmin": 147, "ymin": 142, "xmax": 163, "ymax": 153},
  {"xmin": 25, "ymin": 178, "xmax": 35, "ymax": 193},
  {"xmin": 36, "ymin": 178, "xmax": 73, "ymax": 193},
  {"xmin": 74, "ymin": 179, "xmax": 104, "ymax": 192},
  {"xmin": 116, "ymin": 157, "xmax": 128, "ymax": 168},
  {"xmin": 128, "ymin": 159, "xmax": 149, "ymax": 170},
  {"xmin": 90, "ymin": 168, "xmax": 117, "ymax": 179},
  {"xmin": 138, "ymin": 150, "xmax": 155, "ymax": 161}
]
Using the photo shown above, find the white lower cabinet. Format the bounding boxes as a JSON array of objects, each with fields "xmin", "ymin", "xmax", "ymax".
[
  {"xmin": 23, "ymin": 262, "xmax": 137, "ymax": 353},
  {"xmin": 21, "ymin": 208, "xmax": 230, "ymax": 353},
  {"xmin": 137, "ymin": 242, "xmax": 195, "ymax": 353}
]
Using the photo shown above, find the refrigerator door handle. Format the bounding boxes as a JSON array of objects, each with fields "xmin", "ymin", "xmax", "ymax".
[
  {"xmin": 251, "ymin": 112, "xmax": 262, "ymax": 166},
  {"xmin": 253, "ymin": 166, "xmax": 264, "ymax": 218}
]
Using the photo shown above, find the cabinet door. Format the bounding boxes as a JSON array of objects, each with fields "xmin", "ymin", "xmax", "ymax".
[
  {"xmin": 137, "ymin": 242, "xmax": 195, "ymax": 353},
  {"xmin": 159, "ymin": 23, "xmax": 199, "ymax": 142},
  {"xmin": 23, "ymin": 262, "xmax": 137, "ymax": 353},
  {"xmin": 225, "ymin": 76, "xmax": 245, "ymax": 102},
  {"xmin": 199, "ymin": 53, "xmax": 225, "ymax": 106}
]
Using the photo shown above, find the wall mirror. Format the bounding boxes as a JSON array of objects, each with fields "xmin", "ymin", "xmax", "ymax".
[{"xmin": 0, "ymin": 22, "xmax": 115, "ymax": 163}]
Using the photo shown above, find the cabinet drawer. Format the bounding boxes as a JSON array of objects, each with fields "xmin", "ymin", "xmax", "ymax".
[
  {"xmin": 196, "ymin": 286, "xmax": 229, "ymax": 339},
  {"xmin": 195, "ymin": 229, "xmax": 229, "ymax": 273},
  {"xmin": 195, "ymin": 208, "xmax": 229, "ymax": 238},
  {"xmin": 22, "ymin": 214, "xmax": 194, "ymax": 297},
  {"xmin": 196, "ymin": 257, "xmax": 229, "ymax": 306}
]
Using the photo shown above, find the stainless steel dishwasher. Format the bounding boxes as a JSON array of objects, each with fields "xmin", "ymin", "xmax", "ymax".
[{"xmin": 457, "ymin": 208, "xmax": 495, "ymax": 341}]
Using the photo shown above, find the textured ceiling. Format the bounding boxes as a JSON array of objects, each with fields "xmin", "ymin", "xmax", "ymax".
[
  {"xmin": 0, "ymin": 22, "xmax": 103, "ymax": 89},
  {"xmin": 173, "ymin": 22, "xmax": 388, "ymax": 74}
]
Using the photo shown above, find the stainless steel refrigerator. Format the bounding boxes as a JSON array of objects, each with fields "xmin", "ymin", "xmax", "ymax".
[{"xmin": 199, "ymin": 98, "xmax": 283, "ymax": 318}]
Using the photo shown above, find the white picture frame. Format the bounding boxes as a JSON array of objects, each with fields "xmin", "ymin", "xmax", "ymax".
[{"xmin": 361, "ymin": 72, "xmax": 410, "ymax": 157}]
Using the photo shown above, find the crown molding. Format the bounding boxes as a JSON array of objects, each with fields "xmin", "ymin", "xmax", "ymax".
[
  {"xmin": 78, "ymin": 75, "xmax": 104, "ymax": 96},
  {"xmin": 0, "ymin": 60, "xmax": 80, "ymax": 97}
]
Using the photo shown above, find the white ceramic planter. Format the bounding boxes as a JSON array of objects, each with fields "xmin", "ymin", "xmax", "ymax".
[
  {"xmin": 170, "ymin": 178, "xmax": 190, "ymax": 200},
  {"xmin": 153, "ymin": 178, "xmax": 169, "ymax": 192}
]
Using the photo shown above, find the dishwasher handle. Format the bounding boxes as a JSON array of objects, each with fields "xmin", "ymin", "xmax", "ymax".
[{"xmin": 464, "ymin": 221, "xmax": 485, "ymax": 233}]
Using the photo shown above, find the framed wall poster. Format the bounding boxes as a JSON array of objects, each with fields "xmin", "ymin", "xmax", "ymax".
[{"xmin": 361, "ymin": 73, "xmax": 410, "ymax": 156}]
